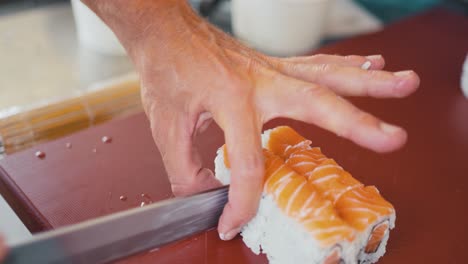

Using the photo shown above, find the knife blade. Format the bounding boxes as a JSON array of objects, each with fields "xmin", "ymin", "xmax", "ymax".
[{"xmin": 4, "ymin": 186, "xmax": 229, "ymax": 264}]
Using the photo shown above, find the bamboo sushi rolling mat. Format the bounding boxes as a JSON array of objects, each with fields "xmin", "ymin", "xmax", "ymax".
[{"xmin": 0, "ymin": 74, "xmax": 142, "ymax": 156}]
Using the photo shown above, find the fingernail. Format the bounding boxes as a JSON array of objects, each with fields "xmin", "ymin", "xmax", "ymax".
[
  {"xmin": 366, "ymin": 55, "xmax": 382, "ymax": 60},
  {"xmin": 394, "ymin": 70, "xmax": 413, "ymax": 78},
  {"xmin": 219, "ymin": 233, "xmax": 226, "ymax": 240},
  {"xmin": 380, "ymin": 122, "xmax": 401, "ymax": 134},
  {"xmin": 219, "ymin": 228, "xmax": 240, "ymax": 241},
  {"xmin": 361, "ymin": 61, "xmax": 372, "ymax": 70}
]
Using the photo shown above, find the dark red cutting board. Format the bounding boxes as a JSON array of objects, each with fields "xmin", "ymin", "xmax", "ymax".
[{"xmin": 1, "ymin": 8, "xmax": 467, "ymax": 263}]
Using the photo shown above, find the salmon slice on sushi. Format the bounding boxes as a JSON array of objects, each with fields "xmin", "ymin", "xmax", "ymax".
[
  {"xmin": 215, "ymin": 147, "xmax": 357, "ymax": 264},
  {"xmin": 261, "ymin": 126, "xmax": 396, "ymax": 263}
]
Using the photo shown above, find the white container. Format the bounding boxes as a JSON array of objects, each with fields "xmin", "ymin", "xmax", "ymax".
[
  {"xmin": 71, "ymin": 0, "xmax": 126, "ymax": 56},
  {"xmin": 231, "ymin": 0, "xmax": 332, "ymax": 57},
  {"xmin": 462, "ymin": 55, "xmax": 468, "ymax": 98}
]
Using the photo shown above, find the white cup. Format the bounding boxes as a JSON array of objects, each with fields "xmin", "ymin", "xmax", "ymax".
[
  {"xmin": 71, "ymin": 0, "xmax": 126, "ymax": 56},
  {"xmin": 462, "ymin": 55, "xmax": 468, "ymax": 98},
  {"xmin": 231, "ymin": 0, "xmax": 332, "ymax": 57}
]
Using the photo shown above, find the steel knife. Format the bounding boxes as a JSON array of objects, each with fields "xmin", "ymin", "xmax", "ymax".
[{"xmin": 4, "ymin": 186, "xmax": 229, "ymax": 264}]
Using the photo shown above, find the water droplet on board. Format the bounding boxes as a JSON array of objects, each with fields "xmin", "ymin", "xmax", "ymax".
[
  {"xmin": 101, "ymin": 136, "xmax": 112, "ymax": 143},
  {"xmin": 141, "ymin": 193, "xmax": 153, "ymax": 203},
  {"xmin": 140, "ymin": 202, "xmax": 147, "ymax": 207},
  {"xmin": 119, "ymin": 195, "xmax": 127, "ymax": 201},
  {"xmin": 35, "ymin": 151, "xmax": 46, "ymax": 159},
  {"xmin": 92, "ymin": 148, "xmax": 97, "ymax": 153},
  {"xmin": 66, "ymin": 143, "xmax": 72, "ymax": 149}
]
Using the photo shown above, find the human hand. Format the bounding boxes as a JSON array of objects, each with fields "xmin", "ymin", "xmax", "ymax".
[{"xmin": 84, "ymin": 0, "xmax": 419, "ymax": 241}]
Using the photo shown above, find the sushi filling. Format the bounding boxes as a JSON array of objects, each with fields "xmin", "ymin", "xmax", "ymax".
[
  {"xmin": 323, "ymin": 246, "xmax": 343, "ymax": 264},
  {"xmin": 364, "ymin": 221, "xmax": 389, "ymax": 254}
]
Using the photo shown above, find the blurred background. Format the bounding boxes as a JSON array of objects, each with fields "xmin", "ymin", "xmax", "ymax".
[
  {"xmin": 0, "ymin": 0, "xmax": 466, "ymax": 155},
  {"xmin": 1, "ymin": 0, "xmax": 467, "ymax": 21},
  {"xmin": 0, "ymin": 0, "xmax": 467, "ymax": 112},
  {"xmin": 0, "ymin": 0, "xmax": 466, "ymax": 157}
]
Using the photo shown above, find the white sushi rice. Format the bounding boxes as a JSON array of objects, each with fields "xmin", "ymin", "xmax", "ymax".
[
  {"xmin": 214, "ymin": 147, "xmax": 231, "ymax": 185},
  {"xmin": 242, "ymin": 194, "xmax": 338, "ymax": 264},
  {"xmin": 215, "ymin": 146, "xmax": 356, "ymax": 264}
]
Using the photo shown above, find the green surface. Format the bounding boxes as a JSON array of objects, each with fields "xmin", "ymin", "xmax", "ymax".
[{"xmin": 355, "ymin": 0, "xmax": 443, "ymax": 22}]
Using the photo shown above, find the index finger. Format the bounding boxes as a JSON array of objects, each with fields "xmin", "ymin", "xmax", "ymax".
[
  {"xmin": 260, "ymin": 74, "xmax": 408, "ymax": 153},
  {"xmin": 148, "ymin": 110, "xmax": 221, "ymax": 197},
  {"xmin": 213, "ymin": 102, "xmax": 264, "ymax": 240}
]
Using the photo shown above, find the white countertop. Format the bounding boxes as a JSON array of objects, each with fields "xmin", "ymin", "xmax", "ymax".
[{"xmin": 0, "ymin": 195, "xmax": 31, "ymax": 245}]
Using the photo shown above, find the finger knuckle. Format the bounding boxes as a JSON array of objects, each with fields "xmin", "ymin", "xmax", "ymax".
[
  {"xmin": 300, "ymin": 84, "xmax": 332, "ymax": 101},
  {"xmin": 171, "ymin": 183, "xmax": 193, "ymax": 197},
  {"xmin": 314, "ymin": 63, "xmax": 336, "ymax": 74},
  {"xmin": 244, "ymin": 57, "xmax": 257, "ymax": 73},
  {"xmin": 335, "ymin": 107, "xmax": 363, "ymax": 138},
  {"xmin": 366, "ymin": 70, "xmax": 384, "ymax": 80},
  {"xmin": 235, "ymin": 153, "xmax": 264, "ymax": 178},
  {"xmin": 344, "ymin": 55, "xmax": 361, "ymax": 61},
  {"xmin": 223, "ymin": 80, "xmax": 251, "ymax": 99},
  {"xmin": 265, "ymin": 56, "xmax": 282, "ymax": 69},
  {"xmin": 277, "ymin": 61, "xmax": 296, "ymax": 73},
  {"xmin": 355, "ymin": 111, "xmax": 379, "ymax": 126}
]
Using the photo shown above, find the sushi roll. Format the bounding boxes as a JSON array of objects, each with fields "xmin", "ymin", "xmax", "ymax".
[
  {"xmin": 262, "ymin": 126, "xmax": 396, "ymax": 263},
  {"xmin": 215, "ymin": 147, "xmax": 357, "ymax": 264}
]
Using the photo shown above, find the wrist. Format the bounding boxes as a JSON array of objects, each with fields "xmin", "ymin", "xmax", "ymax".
[{"xmin": 81, "ymin": 0, "xmax": 198, "ymax": 60}]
